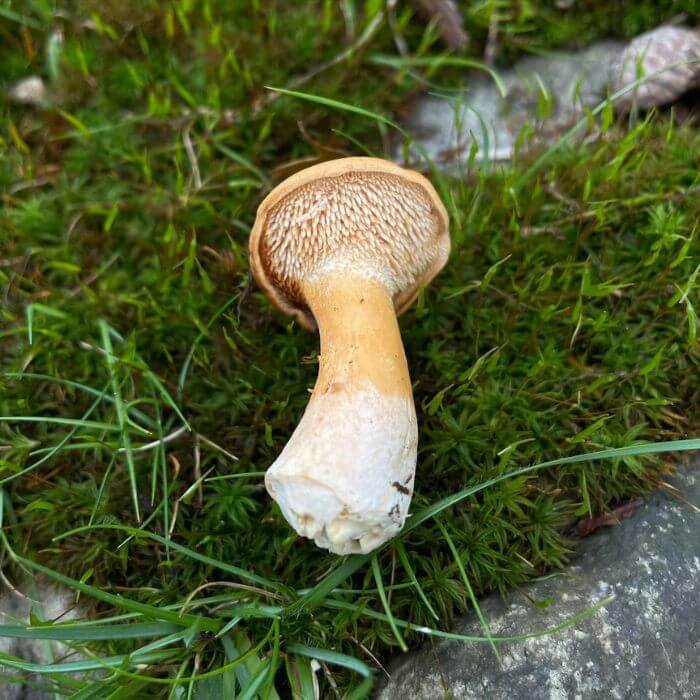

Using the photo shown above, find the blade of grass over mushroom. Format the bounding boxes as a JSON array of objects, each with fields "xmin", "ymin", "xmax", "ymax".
[
  {"xmin": 98, "ymin": 320, "xmax": 140, "ymax": 521},
  {"xmin": 436, "ymin": 520, "xmax": 499, "ymax": 662},
  {"xmin": 263, "ymin": 87, "xmax": 455, "ymax": 212},
  {"xmin": 371, "ymin": 555, "xmax": 407, "ymax": 652}
]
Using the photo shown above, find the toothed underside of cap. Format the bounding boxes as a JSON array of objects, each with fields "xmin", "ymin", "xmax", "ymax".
[{"xmin": 258, "ymin": 171, "xmax": 442, "ymax": 312}]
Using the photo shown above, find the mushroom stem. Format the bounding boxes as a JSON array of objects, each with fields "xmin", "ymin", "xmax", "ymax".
[{"xmin": 265, "ymin": 272, "xmax": 418, "ymax": 555}]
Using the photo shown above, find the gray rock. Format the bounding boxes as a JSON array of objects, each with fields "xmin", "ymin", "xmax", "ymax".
[
  {"xmin": 379, "ymin": 466, "xmax": 700, "ymax": 700},
  {"xmin": 611, "ymin": 27, "xmax": 700, "ymax": 113},
  {"xmin": 396, "ymin": 25, "xmax": 700, "ymax": 172},
  {"xmin": 0, "ymin": 585, "xmax": 82, "ymax": 700}
]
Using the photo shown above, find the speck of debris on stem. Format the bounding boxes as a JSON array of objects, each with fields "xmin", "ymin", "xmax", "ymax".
[{"xmin": 392, "ymin": 481, "xmax": 411, "ymax": 494}]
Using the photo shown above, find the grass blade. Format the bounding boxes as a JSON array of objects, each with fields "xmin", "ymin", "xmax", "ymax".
[
  {"xmin": 54, "ymin": 524, "xmax": 287, "ymax": 593},
  {"xmin": 0, "ymin": 384, "xmax": 112, "ymax": 486},
  {"xmin": 368, "ymin": 54, "xmax": 506, "ymax": 97},
  {"xmin": 99, "ymin": 320, "xmax": 140, "ymax": 521},
  {"xmin": 3, "ymin": 372, "xmax": 158, "ymax": 429},
  {"xmin": 0, "ymin": 649, "xmax": 176, "ymax": 675},
  {"xmin": 404, "ymin": 439, "xmax": 700, "ymax": 535},
  {"xmin": 14, "ymin": 555, "xmax": 218, "ymax": 631},
  {"xmin": 286, "ymin": 555, "xmax": 368, "ymax": 615},
  {"xmin": 395, "ymin": 541, "xmax": 439, "ymax": 621},
  {"xmin": 323, "ymin": 595, "xmax": 615, "ymax": 644},
  {"xmin": 0, "ymin": 621, "xmax": 181, "ymax": 641},
  {"xmin": 286, "ymin": 643, "xmax": 371, "ymax": 678},
  {"xmin": 266, "ymin": 86, "xmax": 403, "ymax": 132},
  {"xmin": 371, "ymin": 555, "xmax": 407, "ymax": 652},
  {"xmin": 436, "ymin": 520, "xmax": 499, "ymax": 662}
]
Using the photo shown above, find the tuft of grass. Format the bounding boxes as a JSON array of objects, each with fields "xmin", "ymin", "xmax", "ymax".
[{"xmin": 1, "ymin": 0, "xmax": 699, "ymax": 696}]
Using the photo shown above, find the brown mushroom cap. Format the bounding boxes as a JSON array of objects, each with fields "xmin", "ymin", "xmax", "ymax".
[{"xmin": 249, "ymin": 157, "xmax": 450, "ymax": 331}]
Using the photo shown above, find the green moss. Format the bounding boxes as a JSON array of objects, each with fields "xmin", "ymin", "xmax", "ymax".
[{"xmin": 1, "ymin": 1, "xmax": 698, "ymax": 696}]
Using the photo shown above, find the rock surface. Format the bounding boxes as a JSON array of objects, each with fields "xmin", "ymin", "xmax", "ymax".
[
  {"xmin": 0, "ymin": 585, "xmax": 81, "ymax": 700},
  {"xmin": 396, "ymin": 40, "xmax": 623, "ymax": 169},
  {"xmin": 378, "ymin": 465, "xmax": 699, "ymax": 700},
  {"xmin": 395, "ymin": 25, "xmax": 700, "ymax": 171}
]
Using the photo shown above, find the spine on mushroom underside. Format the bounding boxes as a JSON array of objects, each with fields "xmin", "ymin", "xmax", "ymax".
[{"xmin": 264, "ymin": 274, "xmax": 418, "ymax": 554}]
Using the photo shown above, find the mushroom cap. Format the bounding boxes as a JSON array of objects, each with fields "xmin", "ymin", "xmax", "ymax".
[{"xmin": 249, "ymin": 157, "xmax": 450, "ymax": 331}]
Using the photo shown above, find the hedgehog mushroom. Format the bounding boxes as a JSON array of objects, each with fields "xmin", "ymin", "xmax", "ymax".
[{"xmin": 249, "ymin": 157, "xmax": 450, "ymax": 554}]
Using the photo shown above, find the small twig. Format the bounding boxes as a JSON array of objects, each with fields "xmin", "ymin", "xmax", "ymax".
[
  {"xmin": 182, "ymin": 128, "xmax": 202, "ymax": 190},
  {"xmin": 0, "ymin": 257, "xmax": 25, "ymax": 268},
  {"xmin": 484, "ymin": 11, "xmax": 499, "ymax": 66},
  {"xmin": 387, "ymin": 0, "xmax": 409, "ymax": 57},
  {"xmin": 656, "ymin": 480, "xmax": 700, "ymax": 513},
  {"xmin": 351, "ymin": 634, "xmax": 391, "ymax": 679},
  {"xmin": 68, "ymin": 252, "xmax": 120, "ymax": 297},
  {"xmin": 320, "ymin": 661, "xmax": 341, "ymax": 699},
  {"xmin": 0, "ymin": 569, "xmax": 35, "ymax": 602},
  {"xmin": 181, "ymin": 581, "xmax": 284, "ymax": 615},
  {"xmin": 117, "ymin": 425, "xmax": 188, "ymax": 454},
  {"xmin": 546, "ymin": 182, "xmax": 584, "ymax": 212},
  {"xmin": 9, "ymin": 175, "xmax": 56, "ymax": 194},
  {"xmin": 168, "ymin": 499, "xmax": 179, "ymax": 536},
  {"xmin": 65, "ymin": 212, "xmax": 83, "ymax": 240},
  {"xmin": 78, "ymin": 340, "xmax": 107, "ymax": 356},
  {"xmin": 197, "ymin": 433, "xmax": 239, "ymax": 462},
  {"xmin": 408, "ymin": 0, "xmax": 469, "ymax": 51},
  {"xmin": 339, "ymin": 0, "xmax": 356, "ymax": 42},
  {"xmin": 194, "ymin": 433, "xmax": 202, "ymax": 507}
]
